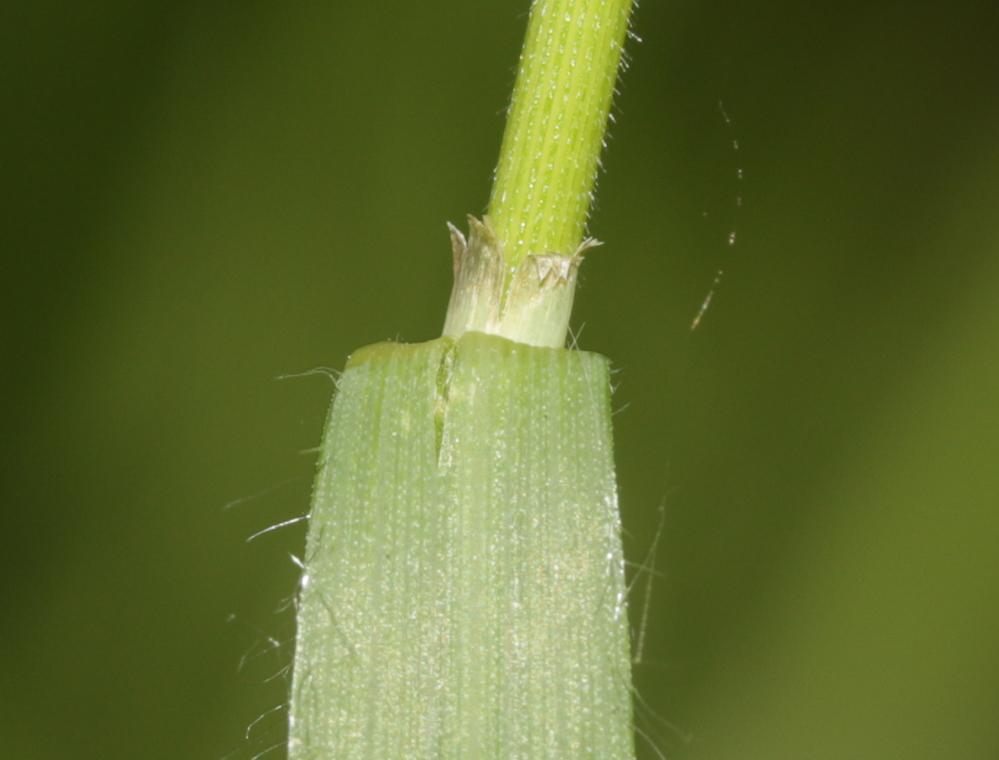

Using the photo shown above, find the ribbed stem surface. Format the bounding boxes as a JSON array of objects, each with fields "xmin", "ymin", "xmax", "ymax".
[{"xmin": 488, "ymin": 0, "xmax": 633, "ymax": 267}]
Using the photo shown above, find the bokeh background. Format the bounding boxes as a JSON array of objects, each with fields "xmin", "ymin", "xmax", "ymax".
[{"xmin": 3, "ymin": 1, "xmax": 998, "ymax": 758}]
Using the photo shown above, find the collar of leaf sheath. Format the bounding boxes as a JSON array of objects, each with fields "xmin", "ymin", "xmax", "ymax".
[{"xmin": 441, "ymin": 215, "xmax": 597, "ymax": 349}]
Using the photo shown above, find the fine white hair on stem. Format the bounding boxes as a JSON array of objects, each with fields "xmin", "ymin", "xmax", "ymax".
[
  {"xmin": 634, "ymin": 724, "xmax": 669, "ymax": 760},
  {"xmin": 249, "ymin": 740, "xmax": 285, "ymax": 760},
  {"xmin": 236, "ymin": 635, "xmax": 282, "ymax": 677},
  {"xmin": 221, "ymin": 477, "xmax": 304, "ymax": 512},
  {"xmin": 244, "ymin": 702, "xmax": 288, "ymax": 742},
  {"xmin": 246, "ymin": 514, "xmax": 308, "ymax": 543},
  {"xmin": 630, "ymin": 680, "xmax": 693, "ymax": 745},
  {"xmin": 274, "ymin": 367, "xmax": 342, "ymax": 386},
  {"xmin": 632, "ymin": 501, "xmax": 666, "ymax": 665}
]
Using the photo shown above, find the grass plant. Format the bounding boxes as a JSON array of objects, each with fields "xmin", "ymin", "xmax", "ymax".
[{"xmin": 289, "ymin": 1, "xmax": 637, "ymax": 756}]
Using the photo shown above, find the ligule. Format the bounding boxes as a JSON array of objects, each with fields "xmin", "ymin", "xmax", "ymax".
[
  {"xmin": 289, "ymin": 332, "xmax": 635, "ymax": 759},
  {"xmin": 441, "ymin": 215, "xmax": 592, "ymax": 350}
]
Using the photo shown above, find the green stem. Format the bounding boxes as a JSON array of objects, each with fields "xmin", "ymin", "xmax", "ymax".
[
  {"xmin": 489, "ymin": 0, "xmax": 633, "ymax": 268},
  {"xmin": 442, "ymin": 0, "xmax": 633, "ymax": 348}
]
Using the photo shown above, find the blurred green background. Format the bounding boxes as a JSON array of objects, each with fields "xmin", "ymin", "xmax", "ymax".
[{"xmin": 3, "ymin": 1, "xmax": 998, "ymax": 758}]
